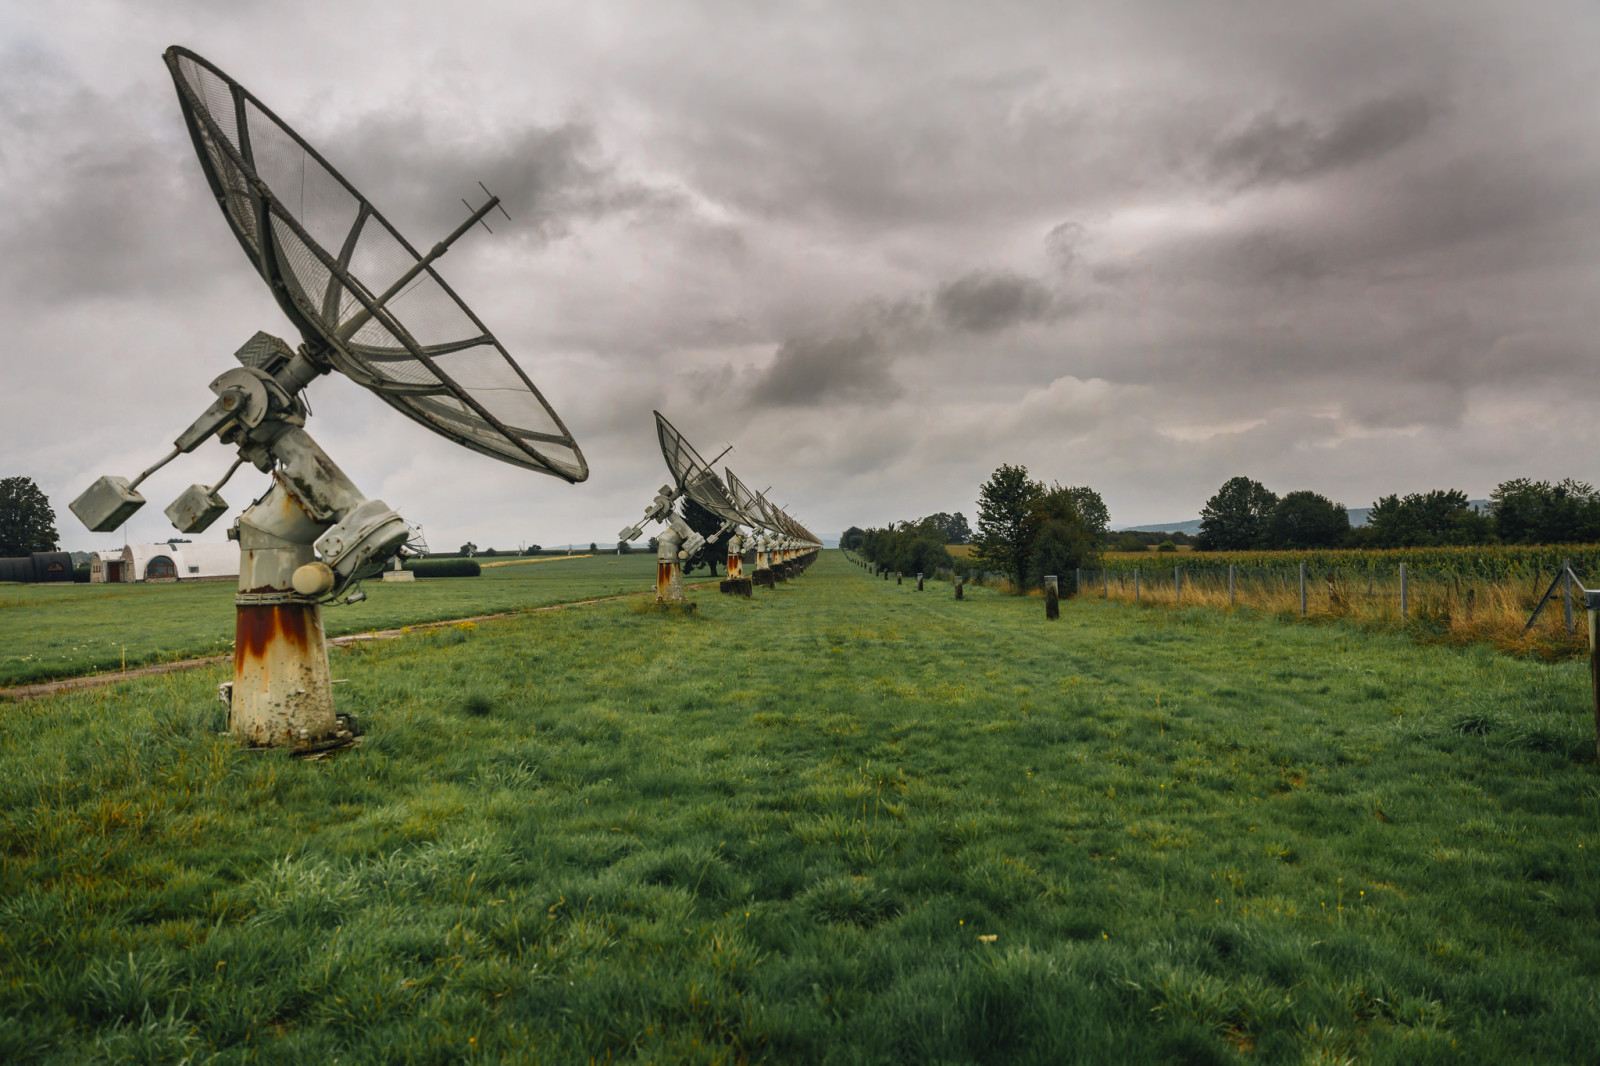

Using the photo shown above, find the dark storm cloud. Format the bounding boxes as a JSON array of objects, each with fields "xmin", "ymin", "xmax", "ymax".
[
  {"xmin": 748, "ymin": 331, "xmax": 897, "ymax": 407},
  {"xmin": 1205, "ymin": 93, "xmax": 1436, "ymax": 190},
  {"xmin": 933, "ymin": 271, "xmax": 1059, "ymax": 333},
  {"xmin": 0, "ymin": 55, "xmax": 234, "ymax": 303},
  {"xmin": 332, "ymin": 116, "xmax": 688, "ymax": 243}
]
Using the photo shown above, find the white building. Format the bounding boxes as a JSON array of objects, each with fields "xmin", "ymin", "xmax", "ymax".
[{"xmin": 92, "ymin": 541, "xmax": 239, "ymax": 583}]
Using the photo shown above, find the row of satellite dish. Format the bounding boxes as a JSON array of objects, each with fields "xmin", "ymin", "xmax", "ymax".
[
  {"xmin": 65, "ymin": 47, "xmax": 816, "ymax": 753},
  {"xmin": 622, "ymin": 411, "xmax": 820, "ymax": 603}
]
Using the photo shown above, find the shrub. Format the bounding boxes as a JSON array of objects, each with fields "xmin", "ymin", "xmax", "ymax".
[
  {"xmin": 1157, "ymin": 541, "xmax": 1178, "ymax": 553},
  {"xmin": 403, "ymin": 558, "xmax": 481, "ymax": 578}
]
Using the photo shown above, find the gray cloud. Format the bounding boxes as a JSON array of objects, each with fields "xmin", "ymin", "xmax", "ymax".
[
  {"xmin": 1206, "ymin": 93, "xmax": 1436, "ymax": 190},
  {"xmin": 6, "ymin": 1, "xmax": 1600, "ymax": 551},
  {"xmin": 934, "ymin": 271, "xmax": 1059, "ymax": 333},
  {"xmin": 748, "ymin": 331, "xmax": 896, "ymax": 407},
  {"xmin": 333, "ymin": 116, "xmax": 688, "ymax": 243}
]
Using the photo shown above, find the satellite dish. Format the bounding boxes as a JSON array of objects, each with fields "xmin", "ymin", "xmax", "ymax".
[
  {"xmin": 68, "ymin": 46, "xmax": 588, "ymax": 752},
  {"xmin": 166, "ymin": 47, "xmax": 586, "ymax": 480},
  {"xmin": 616, "ymin": 411, "xmax": 736, "ymax": 567}
]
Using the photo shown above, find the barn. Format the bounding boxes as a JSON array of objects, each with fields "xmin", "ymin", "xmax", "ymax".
[
  {"xmin": 92, "ymin": 541, "xmax": 239, "ymax": 583},
  {"xmin": 0, "ymin": 551, "xmax": 75, "ymax": 583}
]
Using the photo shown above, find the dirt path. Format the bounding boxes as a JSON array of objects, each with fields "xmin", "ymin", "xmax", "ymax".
[{"xmin": 0, "ymin": 584, "xmax": 714, "ymax": 702}]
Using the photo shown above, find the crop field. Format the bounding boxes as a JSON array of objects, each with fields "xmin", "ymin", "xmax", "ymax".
[
  {"xmin": 1077, "ymin": 545, "xmax": 1600, "ymax": 662},
  {"xmin": 2, "ymin": 551, "xmax": 1598, "ymax": 1063},
  {"xmin": 0, "ymin": 554, "xmax": 683, "ymax": 687}
]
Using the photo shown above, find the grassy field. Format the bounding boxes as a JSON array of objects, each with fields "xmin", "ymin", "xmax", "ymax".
[
  {"xmin": 2, "ymin": 552, "xmax": 1598, "ymax": 1063},
  {"xmin": 0, "ymin": 553, "xmax": 677, "ymax": 687}
]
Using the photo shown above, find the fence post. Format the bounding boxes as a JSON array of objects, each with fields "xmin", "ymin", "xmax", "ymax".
[
  {"xmin": 1104, "ymin": 568, "xmax": 1109, "ymax": 598},
  {"xmin": 1075, "ymin": 568, "xmax": 1082, "ymax": 597},
  {"xmin": 1045, "ymin": 575, "xmax": 1059, "ymax": 620},
  {"xmin": 1588, "ymin": 590, "xmax": 1600, "ymax": 761},
  {"xmin": 1174, "ymin": 566, "xmax": 1181, "ymax": 605},
  {"xmin": 916, "ymin": 572, "xmax": 924, "ymax": 591},
  {"xmin": 1299, "ymin": 562, "xmax": 1307, "ymax": 617},
  {"xmin": 1229, "ymin": 564, "xmax": 1236, "ymax": 607},
  {"xmin": 1563, "ymin": 558, "xmax": 1574, "ymax": 632},
  {"xmin": 1399, "ymin": 562, "xmax": 1407, "ymax": 619},
  {"xmin": 1134, "ymin": 568, "xmax": 1140, "ymax": 601},
  {"xmin": 954, "ymin": 574, "xmax": 964, "ymax": 600}
]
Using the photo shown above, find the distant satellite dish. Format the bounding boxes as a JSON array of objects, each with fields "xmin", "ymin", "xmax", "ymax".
[
  {"xmin": 166, "ymin": 47, "xmax": 586, "ymax": 481},
  {"xmin": 725, "ymin": 469, "xmax": 781, "ymax": 534},
  {"xmin": 69, "ymin": 46, "xmax": 588, "ymax": 752}
]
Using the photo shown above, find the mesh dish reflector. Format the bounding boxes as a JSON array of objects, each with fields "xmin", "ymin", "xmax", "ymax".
[
  {"xmin": 653, "ymin": 412, "xmax": 744, "ymax": 526},
  {"xmin": 164, "ymin": 46, "xmax": 586, "ymax": 482},
  {"xmin": 725, "ymin": 469, "xmax": 781, "ymax": 533}
]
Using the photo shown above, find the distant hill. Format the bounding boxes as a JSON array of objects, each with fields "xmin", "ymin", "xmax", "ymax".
[{"xmin": 1122, "ymin": 501, "xmax": 1488, "ymax": 537}]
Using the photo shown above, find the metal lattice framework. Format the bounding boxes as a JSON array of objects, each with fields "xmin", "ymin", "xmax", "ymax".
[
  {"xmin": 654, "ymin": 412, "xmax": 744, "ymax": 527},
  {"xmin": 724, "ymin": 469, "xmax": 782, "ymax": 534},
  {"xmin": 166, "ymin": 47, "xmax": 586, "ymax": 481}
]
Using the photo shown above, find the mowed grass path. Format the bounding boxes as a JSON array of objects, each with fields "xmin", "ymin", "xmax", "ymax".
[
  {"xmin": 1, "ymin": 552, "xmax": 1597, "ymax": 1063},
  {"xmin": 0, "ymin": 554, "xmax": 669, "ymax": 686}
]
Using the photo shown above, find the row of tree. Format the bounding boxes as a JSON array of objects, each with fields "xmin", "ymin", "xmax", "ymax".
[
  {"xmin": 1197, "ymin": 476, "xmax": 1600, "ymax": 550},
  {"xmin": 843, "ymin": 517, "xmax": 957, "ymax": 578}
]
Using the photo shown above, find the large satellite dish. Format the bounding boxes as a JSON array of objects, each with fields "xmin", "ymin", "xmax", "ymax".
[
  {"xmin": 69, "ymin": 46, "xmax": 588, "ymax": 752},
  {"xmin": 167, "ymin": 47, "xmax": 586, "ymax": 480},
  {"xmin": 655, "ymin": 413, "xmax": 744, "ymax": 529}
]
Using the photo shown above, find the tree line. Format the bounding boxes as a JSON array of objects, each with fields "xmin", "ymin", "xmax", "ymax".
[
  {"xmin": 842, "ymin": 516, "xmax": 960, "ymax": 578},
  {"xmin": 1196, "ymin": 476, "xmax": 1600, "ymax": 551},
  {"xmin": 849, "ymin": 466, "xmax": 1109, "ymax": 592}
]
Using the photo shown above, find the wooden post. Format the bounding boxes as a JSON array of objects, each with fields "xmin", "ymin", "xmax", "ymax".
[
  {"xmin": 1134, "ymin": 568, "xmax": 1139, "ymax": 601},
  {"xmin": 1174, "ymin": 566, "xmax": 1181, "ymax": 605},
  {"xmin": 1045, "ymin": 575, "xmax": 1059, "ymax": 620},
  {"xmin": 1104, "ymin": 568, "xmax": 1109, "ymax": 598},
  {"xmin": 916, "ymin": 572, "xmax": 924, "ymax": 591},
  {"xmin": 1589, "ymin": 593, "xmax": 1600, "ymax": 761},
  {"xmin": 1075, "ymin": 568, "xmax": 1082, "ymax": 596},
  {"xmin": 1399, "ymin": 562, "xmax": 1408, "ymax": 619},
  {"xmin": 1228, "ymin": 563, "xmax": 1236, "ymax": 607},
  {"xmin": 1563, "ymin": 558, "xmax": 1574, "ymax": 632},
  {"xmin": 955, "ymin": 574, "xmax": 964, "ymax": 600},
  {"xmin": 1299, "ymin": 562, "xmax": 1307, "ymax": 616}
]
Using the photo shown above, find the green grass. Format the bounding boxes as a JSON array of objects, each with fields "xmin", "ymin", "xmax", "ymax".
[
  {"xmin": 0, "ymin": 553, "xmax": 679, "ymax": 686},
  {"xmin": 1, "ymin": 552, "xmax": 1597, "ymax": 1063}
]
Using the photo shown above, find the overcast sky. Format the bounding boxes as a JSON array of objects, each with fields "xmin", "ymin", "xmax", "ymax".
[{"xmin": 5, "ymin": 1, "xmax": 1599, "ymax": 552}]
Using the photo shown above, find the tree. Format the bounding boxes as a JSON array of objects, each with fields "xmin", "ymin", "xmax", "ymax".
[
  {"xmin": 1262, "ymin": 491, "xmax": 1350, "ymax": 549},
  {"xmin": 0, "ymin": 477, "xmax": 58, "ymax": 556},
  {"xmin": 920, "ymin": 512, "xmax": 972, "ymax": 545},
  {"xmin": 1061, "ymin": 488, "xmax": 1108, "ymax": 543},
  {"xmin": 973, "ymin": 464, "xmax": 1038, "ymax": 589},
  {"xmin": 616, "ymin": 540, "xmax": 631, "ymax": 554},
  {"xmin": 459, "ymin": 541, "xmax": 477, "ymax": 557},
  {"xmin": 1489, "ymin": 478, "xmax": 1600, "ymax": 545},
  {"xmin": 1024, "ymin": 484, "xmax": 1101, "ymax": 588},
  {"xmin": 647, "ymin": 536, "xmax": 660, "ymax": 553},
  {"xmin": 1196, "ymin": 477, "xmax": 1277, "ymax": 551},
  {"xmin": 1364, "ymin": 489, "xmax": 1483, "ymax": 547},
  {"xmin": 679, "ymin": 497, "xmax": 732, "ymax": 576},
  {"xmin": 589, "ymin": 542, "xmax": 598, "ymax": 553},
  {"xmin": 840, "ymin": 526, "xmax": 867, "ymax": 552},
  {"xmin": 523, "ymin": 544, "xmax": 542, "ymax": 555}
]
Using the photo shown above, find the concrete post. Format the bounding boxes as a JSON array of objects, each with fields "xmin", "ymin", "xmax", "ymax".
[{"xmin": 916, "ymin": 572, "xmax": 924, "ymax": 591}]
